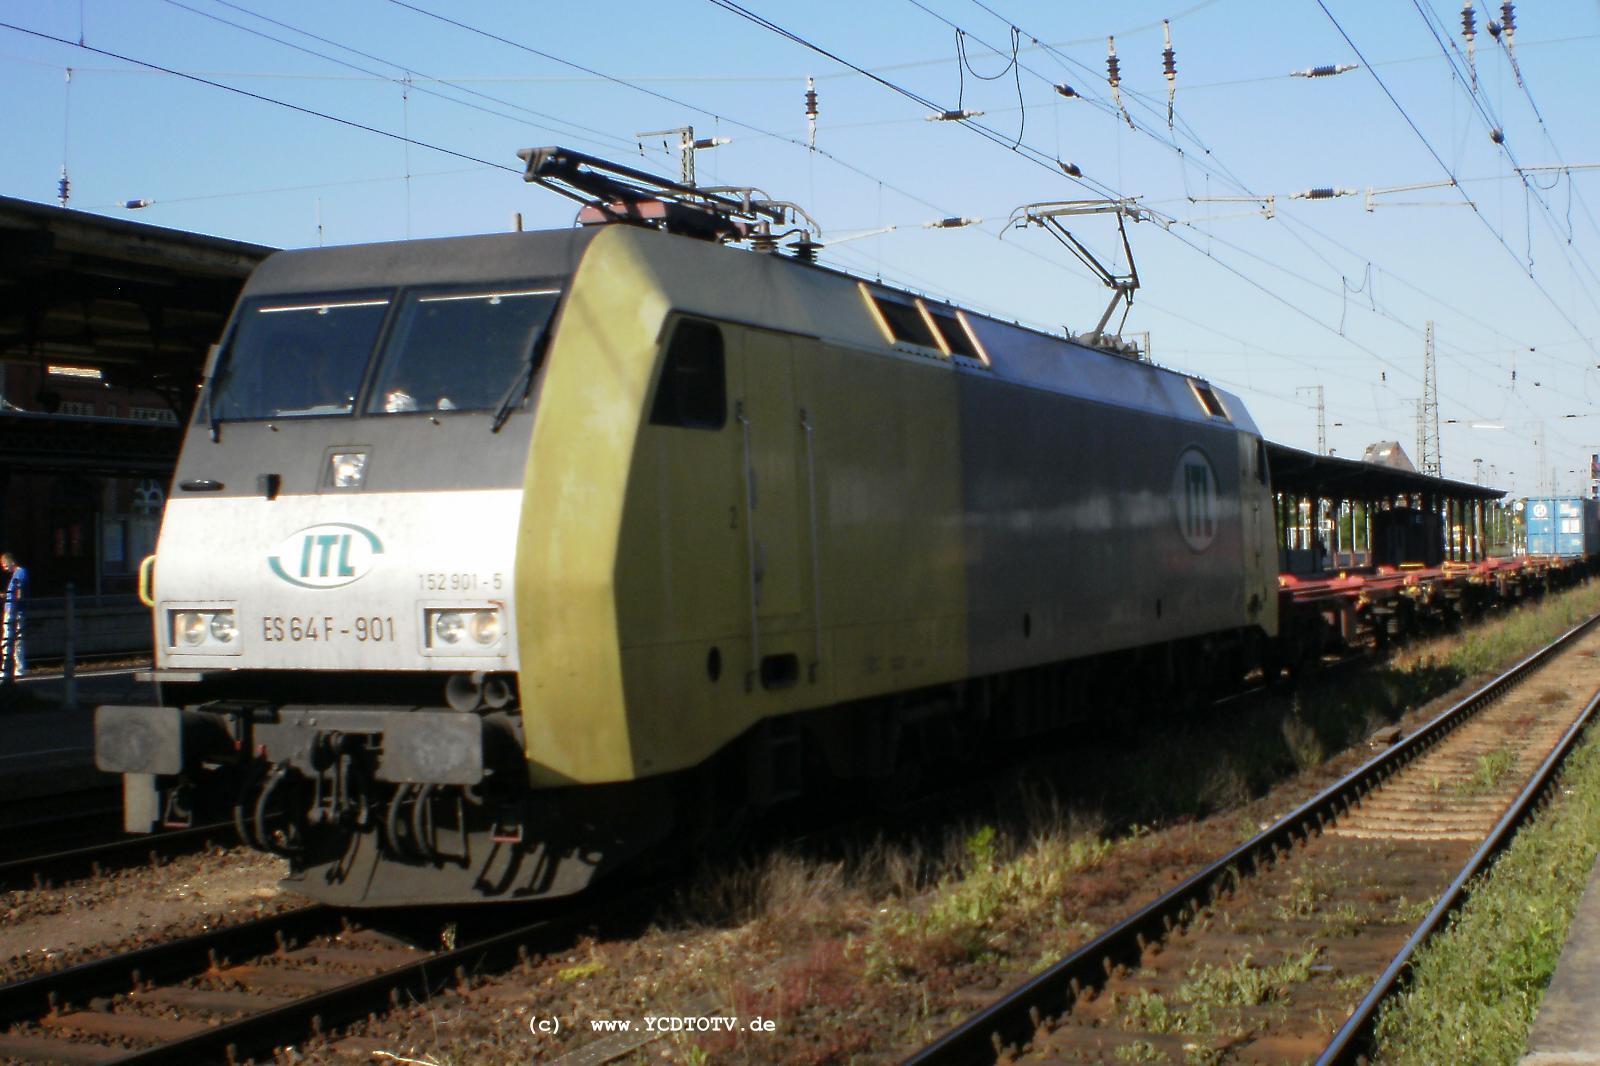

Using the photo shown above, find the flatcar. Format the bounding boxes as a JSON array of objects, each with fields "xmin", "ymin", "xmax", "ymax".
[{"xmin": 95, "ymin": 149, "xmax": 1278, "ymax": 905}]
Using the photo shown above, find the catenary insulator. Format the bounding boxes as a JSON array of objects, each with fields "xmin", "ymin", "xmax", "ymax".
[
  {"xmin": 56, "ymin": 167, "xmax": 69, "ymax": 208},
  {"xmin": 805, "ymin": 75, "xmax": 818, "ymax": 149},
  {"xmin": 1291, "ymin": 64, "xmax": 1358, "ymax": 78},
  {"xmin": 1162, "ymin": 20, "xmax": 1176, "ymax": 128},
  {"xmin": 1106, "ymin": 36, "xmax": 1134, "ymax": 129},
  {"xmin": 1461, "ymin": 1, "xmax": 1476, "ymax": 39},
  {"xmin": 1501, "ymin": 2, "xmax": 1514, "ymax": 34}
]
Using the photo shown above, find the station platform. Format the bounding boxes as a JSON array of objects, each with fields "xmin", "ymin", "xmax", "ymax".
[
  {"xmin": 0, "ymin": 668, "xmax": 157, "ymax": 803},
  {"xmin": 1521, "ymin": 851, "xmax": 1600, "ymax": 1065}
]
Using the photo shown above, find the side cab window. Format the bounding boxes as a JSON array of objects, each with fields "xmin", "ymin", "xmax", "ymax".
[{"xmin": 649, "ymin": 319, "xmax": 726, "ymax": 430}]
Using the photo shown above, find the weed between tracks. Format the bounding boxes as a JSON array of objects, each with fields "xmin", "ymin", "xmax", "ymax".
[
  {"xmin": 325, "ymin": 584, "xmax": 1600, "ymax": 1064},
  {"xmin": 664, "ymin": 584, "xmax": 1600, "ymax": 1062},
  {"xmin": 1372, "ymin": 680, "xmax": 1600, "ymax": 1064}
]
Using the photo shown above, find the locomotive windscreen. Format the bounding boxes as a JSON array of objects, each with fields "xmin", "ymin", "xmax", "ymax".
[
  {"xmin": 208, "ymin": 282, "xmax": 564, "ymax": 423},
  {"xmin": 366, "ymin": 286, "xmax": 561, "ymax": 415},
  {"xmin": 211, "ymin": 293, "xmax": 389, "ymax": 419}
]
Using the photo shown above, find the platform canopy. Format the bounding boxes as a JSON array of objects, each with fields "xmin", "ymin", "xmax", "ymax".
[
  {"xmin": 0, "ymin": 196, "xmax": 272, "ymax": 475},
  {"xmin": 1266, "ymin": 440, "xmax": 1506, "ymax": 503},
  {"xmin": 0, "ymin": 195, "xmax": 269, "ymax": 409}
]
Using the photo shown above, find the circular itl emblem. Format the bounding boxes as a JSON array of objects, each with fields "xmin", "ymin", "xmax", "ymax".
[
  {"xmin": 1172, "ymin": 445, "xmax": 1220, "ymax": 553},
  {"xmin": 268, "ymin": 522, "xmax": 384, "ymax": 589}
]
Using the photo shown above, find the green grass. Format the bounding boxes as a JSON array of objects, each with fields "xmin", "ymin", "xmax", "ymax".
[
  {"xmin": 860, "ymin": 585, "xmax": 1600, "ymax": 994},
  {"xmin": 864, "ymin": 824, "xmax": 1116, "ymax": 975},
  {"xmin": 1372, "ymin": 693, "xmax": 1600, "ymax": 1064},
  {"xmin": 1454, "ymin": 748, "xmax": 1517, "ymax": 796}
]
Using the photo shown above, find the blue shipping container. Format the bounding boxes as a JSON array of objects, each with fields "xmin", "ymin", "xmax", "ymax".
[{"xmin": 1524, "ymin": 496, "xmax": 1600, "ymax": 558}]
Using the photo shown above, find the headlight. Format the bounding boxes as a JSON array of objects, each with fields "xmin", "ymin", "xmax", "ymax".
[
  {"xmin": 424, "ymin": 607, "xmax": 504, "ymax": 654},
  {"xmin": 433, "ymin": 611, "xmax": 466, "ymax": 645},
  {"xmin": 209, "ymin": 612, "xmax": 237, "ymax": 643},
  {"xmin": 329, "ymin": 451, "xmax": 369, "ymax": 489},
  {"xmin": 176, "ymin": 611, "xmax": 207, "ymax": 646},
  {"xmin": 468, "ymin": 611, "xmax": 500, "ymax": 645},
  {"xmin": 168, "ymin": 607, "xmax": 240, "ymax": 654}
]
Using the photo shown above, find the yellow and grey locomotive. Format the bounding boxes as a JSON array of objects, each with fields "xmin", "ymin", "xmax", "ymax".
[{"xmin": 95, "ymin": 150, "xmax": 1278, "ymax": 905}]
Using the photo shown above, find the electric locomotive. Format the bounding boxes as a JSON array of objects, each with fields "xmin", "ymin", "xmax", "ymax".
[{"xmin": 95, "ymin": 149, "xmax": 1278, "ymax": 905}]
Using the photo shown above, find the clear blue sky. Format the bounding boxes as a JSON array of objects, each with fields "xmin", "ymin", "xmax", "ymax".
[{"xmin": 5, "ymin": 0, "xmax": 1600, "ymax": 496}]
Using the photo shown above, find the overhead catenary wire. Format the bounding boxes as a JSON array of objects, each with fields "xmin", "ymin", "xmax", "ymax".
[
  {"xmin": 1408, "ymin": 0, "xmax": 1600, "ymax": 307},
  {"xmin": 1312, "ymin": 0, "xmax": 1599, "ymax": 361},
  {"xmin": 700, "ymin": 0, "xmax": 1523, "ymax": 431},
  {"xmin": 716, "ymin": 0, "xmax": 1585, "ymax": 466},
  {"xmin": 0, "ymin": 20, "xmax": 518, "ymax": 173},
  {"xmin": 167, "ymin": 0, "xmax": 639, "ymax": 155},
  {"xmin": 11, "ymin": 3, "xmax": 1581, "ymax": 474}
]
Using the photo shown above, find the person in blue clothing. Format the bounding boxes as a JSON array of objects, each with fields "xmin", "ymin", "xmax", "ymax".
[{"xmin": 1, "ymin": 552, "xmax": 26, "ymax": 682}]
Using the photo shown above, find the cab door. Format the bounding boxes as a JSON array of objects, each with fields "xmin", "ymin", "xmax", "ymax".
[
  {"xmin": 734, "ymin": 326, "xmax": 806, "ymax": 689},
  {"xmin": 1241, "ymin": 435, "xmax": 1277, "ymax": 630}
]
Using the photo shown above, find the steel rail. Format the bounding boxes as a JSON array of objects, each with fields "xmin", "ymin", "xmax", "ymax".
[
  {"xmin": 0, "ymin": 906, "xmax": 337, "ymax": 1029},
  {"xmin": 103, "ymin": 884, "xmax": 654, "ymax": 1065},
  {"xmin": 0, "ymin": 821, "xmax": 237, "ymax": 892},
  {"xmin": 1317, "ymin": 681, "xmax": 1600, "ymax": 1063},
  {"xmin": 901, "ymin": 609, "xmax": 1600, "ymax": 1065}
]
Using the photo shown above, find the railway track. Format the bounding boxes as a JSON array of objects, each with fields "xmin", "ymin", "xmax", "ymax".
[
  {"xmin": 0, "ymin": 821, "xmax": 240, "ymax": 894},
  {"xmin": 904, "ymin": 610, "xmax": 1600, "ymax": 1065},
  {"xmin": 0, "ymin": 884, "xmax": 645, "ymax": 1065}
]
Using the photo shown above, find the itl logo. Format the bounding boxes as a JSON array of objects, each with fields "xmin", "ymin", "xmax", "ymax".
[
  {"xmin": 268, "ymin": 523, "xmax": 384, "ymax": 589},
  {"xmin": 1172, "ymin": 445, "xmax": 1219, "ymax": 553}
]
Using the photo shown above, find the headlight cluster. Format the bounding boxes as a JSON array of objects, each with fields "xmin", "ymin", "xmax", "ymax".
[
  {"xmin": 169, "ymin": 608, "xmax": 239, "ymax": 652},
  {"xmin": 425, "ymin": 607, "xmax": 502, "ymax": 652}
]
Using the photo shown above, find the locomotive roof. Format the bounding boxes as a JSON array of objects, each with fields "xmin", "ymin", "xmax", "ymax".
[
  {"xmin": 241, "ymin": 227, "xmax": 599, "ymax": 296},
  {"xmin": 241, "ymin": 223, "xmax": 1258, "ymax": 437}
]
